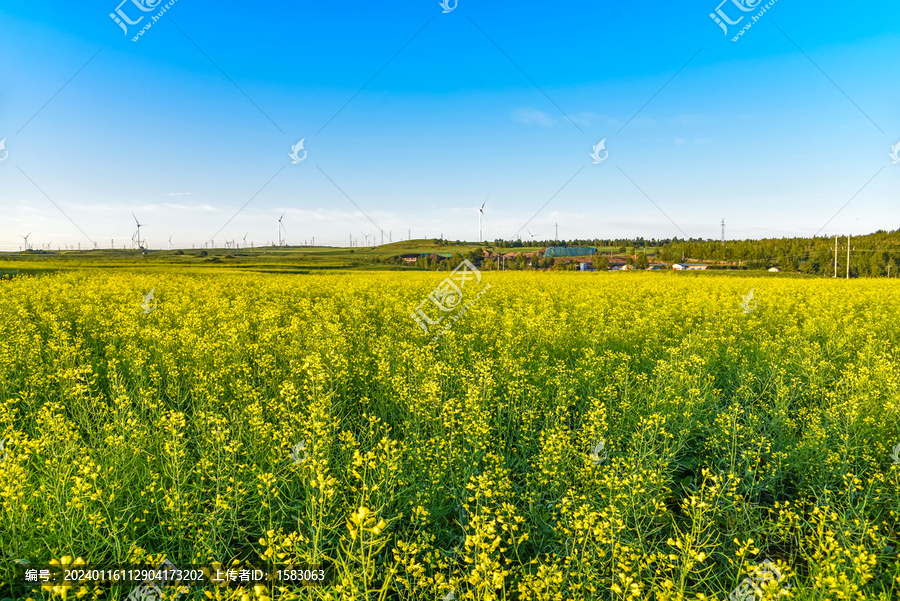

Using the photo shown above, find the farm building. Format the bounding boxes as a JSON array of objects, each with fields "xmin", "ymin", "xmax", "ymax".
[
  {"xmin": 402, "ymin": 253, "xmax": 452, "ymax": 265},
  {"xmin": 673, "ymin": 263, "xmax": 708, "ymax": 271},
  {"xmin": 543, "ymin": 246, "xmax": 597, "ymax": 258}
]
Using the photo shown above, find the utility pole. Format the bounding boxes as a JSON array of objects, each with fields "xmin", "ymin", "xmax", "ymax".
[
  {"xmin": 721, "ymin": 219, "xmax": 725, "ymax": 246},
  {"xmin": 846, "ymin": 234, "xmax": 850, "ymax": 279},
  {"xmin": 833, "ymin": 235, "xmax": 838, "ymax": 278},
  {"xmin": 555, "ymin": 223, "xmax": 558, "ymax": 241},
  {"xmin": 408, "ymin": 228, "xmax": 411, "ymax": 241}
]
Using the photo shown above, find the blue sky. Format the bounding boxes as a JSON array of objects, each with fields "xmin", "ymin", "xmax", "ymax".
[{"xmin": 1, "ymin": 0, "xmax": 898, "ymax": 250}]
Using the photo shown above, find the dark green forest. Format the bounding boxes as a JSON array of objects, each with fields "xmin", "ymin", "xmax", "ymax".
[
  {"xmin": 492, "ymin": 229, "xmax": 900, "ymax": 277},
  {"xmin": 374, "ymin": 229, "xmax": 900, "ymax": 276},
  {"xmin": 655, "ymin": 229, "xmax": 900, "ymax": 277}
]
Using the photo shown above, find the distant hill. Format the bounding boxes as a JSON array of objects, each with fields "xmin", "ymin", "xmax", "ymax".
[{"xmin": 3, "ymin": 231, "xmax": 899, "ymax": 277}]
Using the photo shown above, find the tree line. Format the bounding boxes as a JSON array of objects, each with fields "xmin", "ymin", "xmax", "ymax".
[
  {"xmin": 656, "ymin": 230, "xmax": 900, "ymax": 277},
  {"xmin": 379, "ymin": 229, "xmax": 900, "ymax": 277}
]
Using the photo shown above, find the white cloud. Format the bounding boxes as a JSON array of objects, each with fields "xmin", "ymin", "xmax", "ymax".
[
  {"xmin": 571, "ymin": 112, "xmax": 620, "ymax": 128},
  {"xmin": 514, "ymin": 108, "xmax": 556, "ymax": 126},
  {"xmin": 669, "ymin": 114, "xmax": 706, "ymax": 126}
]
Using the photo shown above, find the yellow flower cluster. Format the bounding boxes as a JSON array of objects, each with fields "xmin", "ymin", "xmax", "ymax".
[{"xmin": 0, "ymin": 271, "xmax": 899, "ymax": 599}]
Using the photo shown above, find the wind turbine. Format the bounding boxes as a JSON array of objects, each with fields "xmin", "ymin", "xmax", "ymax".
[
  {"xmin": 361, "ymin": 232, "xmax": 371, "ymax": 247},
  {"xmin": 243, "ymin": 233, "xmax": 248, "ymax": 249},
  {"xmin": 277, "ymin": 212, "xmax": 286, "ymax": 246},
  {"xmin": 20, "ymin": 233, "xmax": 31, "ymax": 250},
  {"xmin": 479, "ymin": 194, "xmax": 490, "ymax": 243},
  {"xmin": 527, "ymin": 229, "xmax": 540, "ymax": 243},
  {"xmin": 132, "ymin": 213, "xmax": 144, "ymax": 249},
  {"xmin": 168, "ymin": 235, "xmax": 173, "ymax": 251}
]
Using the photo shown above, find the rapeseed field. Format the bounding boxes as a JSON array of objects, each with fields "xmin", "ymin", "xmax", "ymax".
[{"xmin": 1, "ymin": 271, "xmax": 899, "ymax": 600}]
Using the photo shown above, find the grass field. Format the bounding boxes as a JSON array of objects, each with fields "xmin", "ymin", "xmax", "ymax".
[
  {"xmin": 1, "ymin": 269, "xmax": 899, "ymax": 600},
  {"xmin": 0, "ymin": 241, "xmax": 663, "ymax": 279}
]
